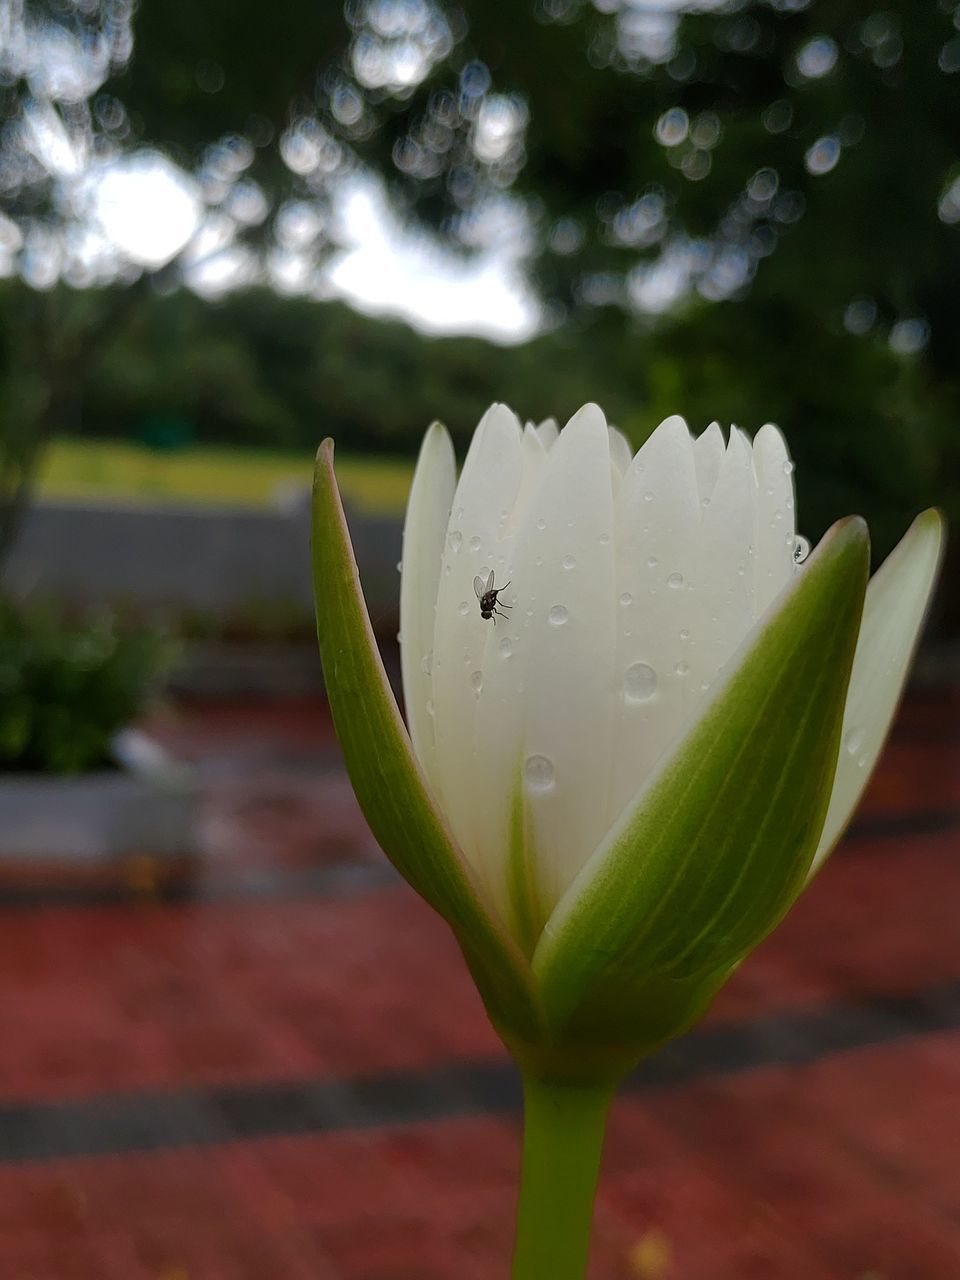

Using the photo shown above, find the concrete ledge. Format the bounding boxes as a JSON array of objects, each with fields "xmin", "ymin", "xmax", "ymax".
[{"xmin": 0, "ymin": 732, "xmax": 200, "ymax": 894}]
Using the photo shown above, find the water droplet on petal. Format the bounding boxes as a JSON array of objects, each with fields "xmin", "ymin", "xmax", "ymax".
[
  {"xmin": 736, "ymin": 565, "xmax": 746, "ymax": 577},
  {"xmin": 535, "ymin": 555, "xmax": 543, "ymax": 567},
  {"xmin": 774, "ymin": 510, "xmax": 784, "ymax": 524},
  {"xmin": 469, "ymin": 536, "xmax": 481, "ymax": 552},
  {"xmin": 536, "ymin": 517, "xmax": 546, "ymax": 531},
  {"xmin": 499, "ymin": 637, "xmax": 513, "ymax": 658},
  {"xmin": 548, "ymin": 605, "xmax": 569, "ymax": 626},
  {"xmin": 624, "ymin": 662, "xmax": 657, "ymax": 702},
  {"xmin": 470, "ymin": 670, "xmax": 483, "ymax": 694},
  {"xmin": 524, "ymin": 754, "xmax": 555, "ymax": 791},
  {"xmin": 794, "ymin": 535, "xmax": 811, "ymax": 563},
  {"xmin": 396, "ymin": 560, "xmax": 403, "ymax": 573},
  {"xmin": 619, "ymin": 592, "xmax": 633, "ymax": 607},
  {"xmin": 599, "ymin": 532, "xmax": 610, "ymax": 545},
  {"xmin": 456, "ymin": 506, "xmax": 464, "ymax": 520},
  {"xmin": 679, "ymin": 628, "xmax": 690, "ymax": 640},
  {"xmin": 783, "ymin": 459, "xmax": 795, "ymax": 475},
  {"xmin": 444, "ymin": 564, "xmax": 452, "ymax": 576},
  {"xmin": 667, "ymin": 572, "xmax": 684, "ymax": 589},
  {"xmin": 562, "ymin": 555, "xmax": 576, "ymax": 571},
  {"xmin": 449, "ymin": 531, "xmax": 462, "ymax": 553},
  {"xmin": 421, "ymin": 652, "xmax": 433, "ymax": 675},
  {"xmin": 675, "ymin": 660, "xmax": 690, "ymax": 676},
  {"xmin": 845, "ymin": 725, "xmax": 866, "ymax": 755},
  {"xmin": 458, "ymin": 601, "xmax": 470, "ymax": 616},
  {"xmin": 643, "ymin": 491, "xmax": 654, "ymax": 503},
  {"xmin": 426, "ymin": 699, "xmax": 434, "ymax": 717},
  {"xmin": 647, "ymin": 556, "xmax": 658, "ymax": 568}
]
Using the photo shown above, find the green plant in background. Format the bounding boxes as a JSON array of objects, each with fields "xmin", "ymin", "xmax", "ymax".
[
  {"xmin": 0, "ymin": 601, "xmax": 173, "ymax": 774},
  {"xmin": 313, "ymin": 404, "xmax": 942, "ymax": 1279}
]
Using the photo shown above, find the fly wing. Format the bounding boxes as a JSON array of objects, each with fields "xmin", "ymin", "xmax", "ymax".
[
  {"xmin": 485, "ymin": 569, "xmax": 495, "ymax": 592},
  {"xmin": 473, "ymin": 575, "xmax": 485, "ymax": 600}
]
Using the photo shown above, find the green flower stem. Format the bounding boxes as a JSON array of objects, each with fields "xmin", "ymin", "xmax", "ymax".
[{"xmin": 512, "ymin": 1074, "xmax": 615, "ymax": 1280}]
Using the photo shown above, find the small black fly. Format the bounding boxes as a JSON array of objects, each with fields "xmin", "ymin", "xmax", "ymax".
[{"xmin": 474, "ymin": 570, "xmax": 512, "ymax": 624}]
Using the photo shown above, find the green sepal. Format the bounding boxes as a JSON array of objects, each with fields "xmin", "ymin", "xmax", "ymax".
[
  {"xmin": 528, "ymin": 516, "xmax": 870, "ymax": 1080},
  {"xmin": 312, "ymin": 440, "xmax": 542, "ymax": 1042}
]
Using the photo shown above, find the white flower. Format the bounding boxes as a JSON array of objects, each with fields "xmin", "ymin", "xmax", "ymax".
[{"xmin": 400, "ymin": 403, "xmax": 942, "ymax": 945}]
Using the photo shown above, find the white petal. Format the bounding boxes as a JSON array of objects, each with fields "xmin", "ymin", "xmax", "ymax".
[
  {"xmin": 691, "ymin": 425, "xmax": 757, "ymax": 680},
  {"xmin": 508, "ymin": 423, "xmax": 549, "ymax": 535},
  {"xmin": 752, "ymin": 422, "xmax": 797, "ymax": 617},
  {"xmin": 693, "ymin": 421, "xmax": 724, "ymax": 505},
  {"xmin": 608, "ymin": 425, "xmax": 633, "ymax": 475},
  {"xmin": 475, "ymin": 403, "xmax": 617, "ymax": 917},
  {"xmin": 811, "ymin": 509, "xmax": 944, "ymax": 873},
  {"xmin": 431, "ymin": 404, "xmax": 524, "ymax": 871},
  {"xmin": 609, "ymin": 414, "xmax": 701, "ymax": 822},
  {"xmin": 399, "ymin": 422, "xmax": 456, "ymax": 791},
  {"xmin": 534, "ymin": 418, "xmax": 559, "ymax": 450}
]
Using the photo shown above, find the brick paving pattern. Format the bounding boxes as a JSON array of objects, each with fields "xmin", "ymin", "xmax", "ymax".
[{"xmin": 0, "ymin": 690, "xmax": 957, "ymax": 1278}]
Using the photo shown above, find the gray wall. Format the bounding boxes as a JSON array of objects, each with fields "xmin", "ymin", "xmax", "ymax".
[{"xmin": 2, "ymin": 494, "xmax": 402, "ymax": 626}]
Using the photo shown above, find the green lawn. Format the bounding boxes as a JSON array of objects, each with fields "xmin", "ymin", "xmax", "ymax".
[{"xmin": 38, "ymin": 438, "xmax": 414, "ymax": 516}]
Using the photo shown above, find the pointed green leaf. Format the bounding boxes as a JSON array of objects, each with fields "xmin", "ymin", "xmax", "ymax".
[
  {"xmin": 312, "ymin": 441, "xmax": 541, "ymax": 1039},
  {"xmin": 534, "ymin": 517, "xmax": 870, "ymax": 1052}
]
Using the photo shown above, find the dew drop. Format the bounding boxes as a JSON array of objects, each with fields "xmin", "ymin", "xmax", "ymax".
[
  {"xmin": 458, "ymin": 601, "xmax": 470, "ymax": 616},
  {"xmin": 470, "ymin": 670, "xmax": 483, "ymax": 694},
  {"xmin": 535, "ymin": 555, "xmax": 543, "ymax": 567},
  {"xmin": 679, "ymin": 628, "xmax": 690, "ymax": 641},
  {"xmin": 449, "ymin": 531, "xmax": 462, "ymax": 553},
  {"xmin": 421, "ymin": 652, "xmax": 433, "ymax": 675},
  {"xmin": 643, "ymin": 491, "xmax": 654, "ymax": 503},
  {"xmin": 619, "ymin": 592, "xmax": 633, "ymax": 608},
  {"xmin": 647, "ymin": 556, "xmax": 658, "ymax": 568},
  {"xmin": 548, "ymin": 604, "xmax": 569, "ymax": 626},
  {"xmin": 396, "ymin": 560, "xmax": 403, "ymax": 573},
  {"xmin": 667, "ymin": 572, "xmax": 684, "ymax": 590},
  {"xmin": 857, "ymin": 753, "xmax": 869, "ymax": 769},
  {"xmin": 783, "ymin": 459, "xmax": 795, "ymax": 475},
  {"xmin": 599, "ymin": 532, "xmax": 611, "ymax": 545},
  {"xmin": 536, "ymin": 517, "xmax": 547, "ymax": 531},
  {"xmin": 524, "ymin": 754, "xmax": 555, "ymax": 791},
  {"xmin": 562, "ymin": 555, "xmax": 576, "ymax": 571},
  {"xmin": 469, "ymin": 536, "xmax": 481, "ymax": 552},
  {"xmin": 785, "ymin": 532, "xmax": 796, "ymax": 546},
  {"xmin": 736, "ymin": 565, "xmax": 746, "ymax": 577},
  {"xmin": 623, "ymin": 662, "xmax": 658, "ymax": 703},
  {"xmin": 774, "ymin": 510, "xmax": 784, "ymax": 524},
  {"xmin": 426, "ymin": 699, "xmax": 434, "ymax": 717},
  {"xmin": 793, "ymin": 535, "xmax": 811, "ymax": 563},
  {"xmin": 499, "ymin": 637, "xmax": 513, "ymax": 658},
  {"xmin": 456, "ymin": 506, "xmax": 464, "ymax": 520},
  {"xmin": 844, "ymin": 725, "xmax": 866, "ymax": 755},
  {"xmin": 675, "ymin": 660, "xmax": 690, "ymax": 676},
  {"xmin": 444, "ymin": 564, "xmax": 452, "ymax": 576}
]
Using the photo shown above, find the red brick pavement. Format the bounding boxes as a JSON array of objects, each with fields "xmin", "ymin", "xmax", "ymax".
[{"xmin": 0, "ymin": 691, "xmax": 956, "ymax": 1278}]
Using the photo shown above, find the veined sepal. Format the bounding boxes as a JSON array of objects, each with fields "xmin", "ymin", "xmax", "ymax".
[
  {"xmin": 312, "ymin": 441, "xmax": 543, "ymax": 1044},
  {"xmin": 523, "ymin": 516, "xmax": 870, "ymax": 1081}
]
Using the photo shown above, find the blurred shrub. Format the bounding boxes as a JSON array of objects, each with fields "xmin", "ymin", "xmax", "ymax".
[{"xmin": 0, "ymin": 601, "xmax": 173, "ymax": 774}]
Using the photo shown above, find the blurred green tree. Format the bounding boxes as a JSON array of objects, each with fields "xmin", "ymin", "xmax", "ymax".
[{"xmin": 0, "ymin": 0, "xmax": 956, "ymax": 571}]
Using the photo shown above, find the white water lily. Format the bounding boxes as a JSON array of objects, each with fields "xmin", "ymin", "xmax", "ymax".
[
  {"xmin": 313, "ymin": 404, "xmax": 941, "ymax": 1280},
  {"xmin": 400, "ymin": 403, "xmax": 942, "ymax": 950}
]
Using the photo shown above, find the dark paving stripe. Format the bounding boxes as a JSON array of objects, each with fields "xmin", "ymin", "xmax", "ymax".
[
  {"xmin": 0, "ymin": 807, "xmax": 954, "ymax": 913},
  {"xmin": 1, "ymin": 981, "xmax": 958, "ymax": 1165}
]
